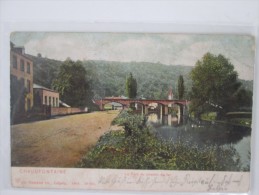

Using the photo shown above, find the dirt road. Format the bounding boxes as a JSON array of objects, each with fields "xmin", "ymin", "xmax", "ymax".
[{"xmin": 11, "ymin": 110, "xmax": 120, "ymax": 167}]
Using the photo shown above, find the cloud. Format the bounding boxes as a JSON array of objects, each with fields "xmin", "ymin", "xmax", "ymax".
[
  {"xmin": 16, "ymin": 32, "xmax": 254, "ymax": 80},
  {"xmin": 173, "ymin": 41, "xmax": 215, "ymax": 66}
]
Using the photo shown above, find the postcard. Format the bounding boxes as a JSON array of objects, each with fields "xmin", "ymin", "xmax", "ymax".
[{"xmin": 10, "ymin": 32, "xmax": 255, "ymax": 192}]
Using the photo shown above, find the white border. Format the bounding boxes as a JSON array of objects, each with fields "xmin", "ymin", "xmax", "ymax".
[{"xmin": 1, "ymin": 1, "xmax": 259, "ymax": 195}]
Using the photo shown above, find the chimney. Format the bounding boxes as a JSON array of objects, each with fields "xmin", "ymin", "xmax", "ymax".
[
  {"xmin": 13, "ymin": 46, "xmax": 25, "ymax": 54},
  {"xmin": 10, "ymin": 42, "xmax": 15, "ymax": 49}
]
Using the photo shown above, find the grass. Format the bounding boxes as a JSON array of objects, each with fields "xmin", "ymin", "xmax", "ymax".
[
  {"xmin": 200, "ymin": 112, "xmax": 252, "ymax": 127},
  {"xmin": 78, "ymin": 110, "xmax": 243, "ymax": 171},
  {"xmin": 201, "ymin": 112, "xmax": 217, "ymax": 121}
]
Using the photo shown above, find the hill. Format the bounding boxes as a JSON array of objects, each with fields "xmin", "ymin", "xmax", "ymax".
[
  {"xmin": 82, "ymin": 60, "xmax": 193, "ymax": 99},
  {"xmin": 30, "ymin": 55, "xmax": 253, "ymax": 100},
  {"xmin": 27, "ymin": 54, "xmax": 63, "ymax": 88}
]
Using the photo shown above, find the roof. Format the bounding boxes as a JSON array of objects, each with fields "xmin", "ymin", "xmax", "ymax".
[
  {"xmin": 59, "ymin": 100, "xmax": 71, "ymax": 108},
  {"xmin": 168, "ymin": 88, "xmax": 173, "ymax": 96},
  {"xmin": 11, "ymin": 47, "xmax": 34, "ymax": 62},
  {"xmin": 11, "ymin": 50, "xmax": 34, "ymax": 62},
  {"xmin": 105, "ymin": 96, "xmax": 128, "ymax": 99},
  {"xmin": 33, "ymin": 84, "xmax": 58, "ymax": 93}
]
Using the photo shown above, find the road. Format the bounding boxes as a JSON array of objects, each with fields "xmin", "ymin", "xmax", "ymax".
[{"xmin": 11, "ymin": 110, "xmax": 120, "ymax": 167}]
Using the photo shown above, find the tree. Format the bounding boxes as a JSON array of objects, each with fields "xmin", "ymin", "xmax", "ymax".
[
  {"xmin": 126, "ymin": 72, "xmax": 137, "ymax": 98},
  {"xmin": 190, "ymin": 53, "xmax": 243, "ymax": 118},
  {"xmin": 235, "ymin": 88, "xmax": 253, "ymax": 110},
  {"xmin": 52, "ymin": 59, "xmax": 93, "ymax": 107},
  {"xmin": 178, "ymin": 75, "xmax": 185, "ymax": 99}
]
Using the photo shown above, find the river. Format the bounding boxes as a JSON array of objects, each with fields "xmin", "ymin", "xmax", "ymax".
[{"xmin": 147, "ymin": 113, "xmax": 251, "ymax": 170}]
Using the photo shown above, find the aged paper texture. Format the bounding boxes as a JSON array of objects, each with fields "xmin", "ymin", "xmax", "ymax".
[{"xmin": 10, "ymin": 32, "xmax": 254, "ymax": 192}]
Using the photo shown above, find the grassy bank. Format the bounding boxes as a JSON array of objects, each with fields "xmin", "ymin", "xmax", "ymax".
[
  {"xmin": 78, "ymin": 110, "xmax": 243, "ymax": 171},
  {"xmin": 201, "ymin": 112, "xmax": 252, "ymax": 127}
]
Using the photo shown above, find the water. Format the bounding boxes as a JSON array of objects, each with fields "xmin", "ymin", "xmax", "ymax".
[{"xmin": 147, "ymin": 113, "xmax": 251, "ymax": 170}]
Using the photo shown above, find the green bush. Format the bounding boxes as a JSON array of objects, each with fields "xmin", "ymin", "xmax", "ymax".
[
  {"xmin": 78, "ymin": 110, "xmax": 242, "ymax": 171},
  {"xmin": 201, "ymin": 112, "xmax": 217, "ymax": 121}
]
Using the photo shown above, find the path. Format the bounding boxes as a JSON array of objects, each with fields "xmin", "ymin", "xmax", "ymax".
[{"xmin": 11, "ymin": 110, "xmax": 120, "ymax": 167}]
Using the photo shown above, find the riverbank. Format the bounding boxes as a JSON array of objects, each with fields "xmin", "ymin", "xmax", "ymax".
[
  {"xmin": 201, "ymin": 112, "xmax": 252, "ymax": 128},
  {"xmin": 78, "ymin": 110, "xmax": 244, "ymax": 171},
  {"xmin": 11, "ymin": 110, "xmax": 120, "ymax": 167}
]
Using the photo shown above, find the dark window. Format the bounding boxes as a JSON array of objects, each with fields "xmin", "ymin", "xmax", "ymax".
[
  {"xmin": 27, "ymin": 80, "xmax": 31, "ymax": 93},
  {"xmin": 49, "ymin": 97, "xmax": 51, "ymax": 106},
  {"xmin": 11, "ymin": 75, "xmax": 17, "ymax": 83},
  {"xmin": 27, "ymin": 62, "xmax": 31, "ymax": 74},
  {"xmin": 20, "ymin": 59, "xmax": 25, "ymax": 71},
  {"xmin": 45, "ymin": 96, "xmax": 47, "ymax": 105},
  {"xmin": 56, "ymin": 98, "xmax": 58, "ymax": 107},
  {"xmin": 10, "ymin": 75, "xmax": 18, "ymax": 91},
  {"xmin": 53, "ymin": 97, "xmax": 55, "ymax": 107},
  {"xmin": 20, "ymin": 78, "xmax": 25, "ymax": 88},
  {"xmin": 13, "ymin": 56, "xmax": 18, "ymax": 69}
]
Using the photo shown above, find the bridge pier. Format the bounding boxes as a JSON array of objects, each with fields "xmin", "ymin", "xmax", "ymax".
[
  {"xmin": 164, "ymin": 105, "xmax": 168, "ymax": 115},
  {"xmin": 93, "ymin": 99, "xmax": 190, "ymax": 116},
  {"xmin": 144, "ymin": 105, "xmax": 148, "ymax": 115},
  {"xmin": 178, "ymin": 105, "xmax": 184, "ymax": 124},
  {"xmin": 159, "ymin": 105, "xmax": 168, "ymax": 115},
  {"xmin": 141, "ymin": 105, "xmax": 144, "ymax": 115}
]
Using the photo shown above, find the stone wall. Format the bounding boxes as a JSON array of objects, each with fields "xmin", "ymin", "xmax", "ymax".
[{"xmin": 51, "ymin": 107, "xmax": 85, "ymax": 116}]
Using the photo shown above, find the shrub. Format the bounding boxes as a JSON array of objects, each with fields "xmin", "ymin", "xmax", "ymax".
[{"xmin": 78, "ymin": 110, "xmax": 242, "ymax": 171}]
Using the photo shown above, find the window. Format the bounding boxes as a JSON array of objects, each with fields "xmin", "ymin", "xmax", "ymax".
[
  {"xmin": 10, "ymin": 75, "xmax": 18, "ymax": 89},
  {"xmin": 53, "ymin": 97, "xmax": 55, "ymax": 107},
  {"xmin": 11, "ymin": 75, "xmax": 17, "ymax": 83},
  {"xmin": 27, "ymin": 62, "xmax": 31, "ymax": 74},
  {"xmin": 20, "ymin": 78, "xmax": 25, "ymax": 88},
  {"xmin": 20, "ymin": 59, "xmax": 25, "ymax": 71},
  {"xmin": 56, "ymin": 98, "xmax": 58, "ymax": 107},
  {"xmin": 13, "ymin": 55, "xmax": 18, "ymax": 69},
  {"xmin": 27, "ymin": 80, "xmax": 31, "ymax": 93},
  {"xmin": 45, "ymin": 96, "xmax": 47, "ymax": 105},
  {"xmin": 49, "ymin": 97, "xmax": 51, "ymax": 106}
]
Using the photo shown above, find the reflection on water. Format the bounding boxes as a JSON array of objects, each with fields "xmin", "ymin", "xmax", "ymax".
[
  {"xmin": 147, "ymin": 113, "xmax": 251, "ymax": 170},
  {"xmin": 148, "ymin": 113, "xmax": 180, "ymax": 127}
]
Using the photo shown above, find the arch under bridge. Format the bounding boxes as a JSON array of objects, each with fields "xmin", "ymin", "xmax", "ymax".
[{"xmin": 93, "ymin": 98, "xmax": 190, "ymax": 116}]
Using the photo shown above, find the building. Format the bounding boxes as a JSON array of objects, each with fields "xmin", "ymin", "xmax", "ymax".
[
  {"xmin": 168, "ymin": 87, "xmax": 174, "ymax": 108},
  {"xmin": 10, "ymin": 42, "xmax": 34, "ymax": 116},
  {"xmin": 168, "ymin": 87, "xmax": 174, "ymax": 100},
  {"xmin": 33, "ymin": 84, "xmax": 59, "ymax": 107}
]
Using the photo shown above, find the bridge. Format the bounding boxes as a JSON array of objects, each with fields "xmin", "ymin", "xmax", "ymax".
[{"xmin": 93, "ymin": 98, "xmax": 190, "ymax": 116}]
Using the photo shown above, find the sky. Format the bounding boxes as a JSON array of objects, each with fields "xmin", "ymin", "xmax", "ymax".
[{"xmin": 10, "ymin": 32, "xmax": 255, "ymax": 80}]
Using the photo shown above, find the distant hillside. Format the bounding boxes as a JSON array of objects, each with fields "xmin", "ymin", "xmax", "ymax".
[
  {"xmin": 27, "ymin": 54, "xmax": 63, "ymax": 88},
  {"xmin": 82, "ymin": 60, "xmax": 193, "ymax": 99},
  {"xmin": 30, "ymin": 55, "xmax": 253, "ymax": 99}
]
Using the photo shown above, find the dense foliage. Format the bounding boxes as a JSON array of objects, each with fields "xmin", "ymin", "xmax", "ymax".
[
  {"xmin": 78, "ymin": 110, "xmax": 242, "ymax": 171},
  {"xmin": 28, "ymin": 54, "xmax": 62, "ymax": 88},
  {"xmin": 32, "ymin": 57, "xmax": 194, "ymax": 99},
  {"xmin": 126, "ymin": 73, "xmax": 137, "ymax": 98},
  {"xmin": 52, "ymin": 59, "xmax": 93, "ymax": 107},
  {"xmin": 31, "ymin": 55, "xmax": 253, "ymax": 101},
  {"xmin": 177, "ymin": 75, "xmax": 185, "ymax": 99},
  {"xmin": 190, "ymin": 53, "xmax": 252, "ymax": 118},
  {"xmin": 83, "ymin": 61, "xmax": 194, "ymax": 99}
]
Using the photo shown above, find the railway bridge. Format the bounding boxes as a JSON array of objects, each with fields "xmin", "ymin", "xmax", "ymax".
[{"xmin": 93, "ymin": 98, "xmax": 190, "ymax": 116}]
